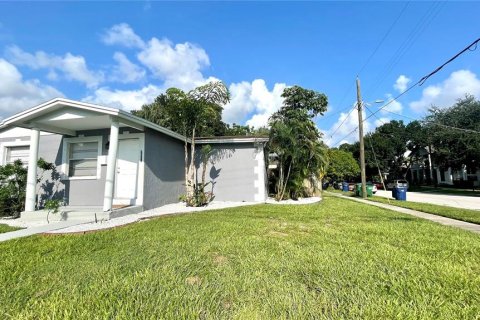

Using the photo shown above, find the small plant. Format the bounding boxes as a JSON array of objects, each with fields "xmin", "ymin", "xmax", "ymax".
[
  {"xmin": 180, "ymin": 181, "xmax": 214, "ymax": 207},
  {"xmin": 44, "ymin": 199, "xmax": 62, "ymax": 224}
]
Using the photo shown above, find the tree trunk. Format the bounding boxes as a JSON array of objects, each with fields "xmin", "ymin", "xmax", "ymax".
[
  {"xmin": 201, "ymin": 156, "xmax": 208, "ymax": 186},
  {"xmin": 280, "ymin": 161, "xmax": 292, "ymax": 201},
  {"xmin": 276, "ymin": 159, "xmax": 284, "ymax": 201},
  {"xmin": 187, "ymin": 125, "xmax": 197, "ymax": 200},
  {"xmin": 184, "ymin": 137, "xmax": 188, "ymax": 194}
]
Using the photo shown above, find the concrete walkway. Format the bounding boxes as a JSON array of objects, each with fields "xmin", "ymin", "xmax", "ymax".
[
  {"xmin": 375, "ymin": 190, "xmax": 480, "ymax": 210},
  {"xmin": 326, "ymin": 192, "xmax": 480, "ymax": 234},
  {"xmin": 0, "ymin": 221, "xmax": 87, "ymax": 242}
]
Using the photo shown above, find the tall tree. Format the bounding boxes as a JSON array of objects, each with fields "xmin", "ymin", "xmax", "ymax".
[
  {"xmin": 132, "ymin": 81, "xmax": 230, "ymax": 205},
  {"xmin": 325, "ymin": 148, "xmax": 360, "ymax": 181},
  {"xmin": 424, "ymin": 95, "xmax": 480, "ymax": 172},
  {"xmin": 268, "ymin": 86, "xmax": 328, "ymax": 200}
]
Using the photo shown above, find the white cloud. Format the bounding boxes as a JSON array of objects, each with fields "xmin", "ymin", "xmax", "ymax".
[
  {"xmin": 61, "ymin": 53, "xmax": 104, "ymax": 88},
  {"xmin": 83, "ymin": 84, "xmax": 163, "ymax": 111},
  {"xmin": 0, "ymin": 59, "xmax": 63, "ymax": 118},
  {"xmin": 101, "ymin": 23, "xmax": 145, "ymax": 49},
  {"xmin": 322, "ymin": 105, "xmax": 374, "ymax": 146},
  {"xmin": 410, "ymin": 69, "xmax": 480, "ymax": 113},
  {"xmin": 223, "ymin": 79, "xmax": 286, "ymax": 128},
  {"xmin": 110, "ymin": 52, "xmax": 145, "ymax": 83},
  {"xmin": 138, "ymin": 38, "xmax": 210, "ymax": 90},
  {"xmin": 394, "ymin": 75, "xmax": 411, "ymax": 93},
  {"xmin": 380, "ymin": 93, "xmax": 403, "ymax": 114},
  {"xmin": 5, "ymin": 45, "xmax": 104, "ymax": 88}
]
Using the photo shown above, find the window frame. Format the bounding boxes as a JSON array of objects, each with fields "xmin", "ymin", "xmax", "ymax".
[
  {"xmin": 61, "ymin": 136, "xmax": 103, "ymax": 180},
  {"xmin": 1, "ymin": 140, "xmax": 31, "ymax": 166}
]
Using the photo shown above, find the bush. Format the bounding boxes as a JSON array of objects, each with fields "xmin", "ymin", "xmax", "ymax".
[
  {"xmin": 0, "ymin": 158, "xmax": 58, "ymax": 217},
  {"xmin": 0, "ymin": 160, "xmax": 27, "ymax": 217}
]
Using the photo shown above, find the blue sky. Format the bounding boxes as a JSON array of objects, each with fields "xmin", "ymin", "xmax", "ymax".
[{"xmin": 0, "ymin": 1, "xmax": 479, "ymax": 145}]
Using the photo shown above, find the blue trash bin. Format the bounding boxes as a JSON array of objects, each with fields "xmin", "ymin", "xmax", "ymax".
[
  {"xmin": 395, "ymin": 187, "xmax": 407, "ymax": 201},
  {"xmin": 342, "ymin": 182, "xmax": 349, "ymax": 192},
  {"xmin": 392, "ymin": 187, "xmax": 397, "ymax": 199}
]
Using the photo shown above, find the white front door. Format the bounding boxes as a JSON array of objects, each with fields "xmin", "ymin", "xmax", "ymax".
[{"xmin": 114, "ymin": 138, "xmax": 140, "ymax": 203}]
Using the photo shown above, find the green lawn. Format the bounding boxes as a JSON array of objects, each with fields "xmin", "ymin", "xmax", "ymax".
[
  {"xmin": 1, "ymin": 196, "xmax": 479, "ymax": 319},
  {"xmin": 367, "ymin": 196, "xmax": 480, "ymax": 225},
  {"xmin": 0, "ymin": 223, "xmax": 20, "ymax": 234}
]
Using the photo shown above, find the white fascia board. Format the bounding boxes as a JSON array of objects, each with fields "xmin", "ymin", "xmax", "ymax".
[
  {"xmin": 0, "ymin": 98, "xmax": 119, "ymax": 128},
  {"xmin": 117, "ymin": 110, "xmax": 188, "ymax": 143},
  {"xmin": 0, "ymin": 97, "xmax": 189, "ymax": 143},
  {"xmin": 196, "ymin": 137, "xmax": 269, "ymax": 144}
]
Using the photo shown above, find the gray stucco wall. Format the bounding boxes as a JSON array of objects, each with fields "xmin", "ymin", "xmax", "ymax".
[
  {"xmin": 143, "ymin": 128, "xmax": 185, "ymax": 209},
  {"xmin": 196, "ymin": 143, "xmax": 265, "ymax": 202}
]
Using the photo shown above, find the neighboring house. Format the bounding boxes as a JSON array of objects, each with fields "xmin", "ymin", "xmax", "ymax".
[
  {"xmin": 406, "ymin": 148, "xmax": 480, "ymax": 187},
  {"xmin": 0, "ymin": 98, "xmax": 268, "ymax": 219}
]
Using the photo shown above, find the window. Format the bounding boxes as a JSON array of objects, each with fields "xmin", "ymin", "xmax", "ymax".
[
  {"xmin": 68, "ymin": 142, "xmax": 99, "ymax": 177},
  {"xmin": 5, "ymin": 145, "xmax": 30, "ymax": 165},
  {"xmin": 62, "ymin": 136, "xmax": 102, "ymax": 179},
  {"xmin": 440, "ymin": 168, "xmax": 446, "ymax": 182}
]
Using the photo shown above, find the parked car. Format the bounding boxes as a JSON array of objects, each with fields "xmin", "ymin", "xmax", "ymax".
[
  {"xmin": 373, "ymin": 181, "xmax": 384, "ymax": 190},
  {"xmin": 366, "ymin": 182, "xmax": 378, "ymax": 194},
  {"xmin": 386, "ymin": 179, "xmax": 409, "ymax": 190}
]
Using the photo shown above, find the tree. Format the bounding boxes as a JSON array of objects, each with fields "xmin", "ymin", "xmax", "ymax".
[
  {"xmin": 325, "ymin": 148, "xmax": 360, "ymax": 181},
  {"xmin": 424, "ymin": 95, "xmax": 480, "ymax": 172},
  {"xmin": 224, "ymin": 123, "xmax": 270, "ymax": 136},
  {"xmin": 268, "ymin": 86, "xmax": 328, "ymax": 200},
  {"xmin": 132, "ymin": 81, "xmax": 230, "ymax": 206},
  {"xmin": 340, "ymin": 120, "xmax": 409, "ymax": 179}
]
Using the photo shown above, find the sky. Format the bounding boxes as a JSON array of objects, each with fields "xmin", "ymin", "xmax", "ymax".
[{"xmin": 0, "ymin": 1, "xmax": 479, "ymax": 146}]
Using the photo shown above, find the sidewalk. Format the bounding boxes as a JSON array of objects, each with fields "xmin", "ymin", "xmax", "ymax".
[
  {"xmin": 0, "ymin": 221, "xmax": 88, "ymax": 242},
  {"xmin": 326, "ymin": 192, "xmax": 480, "ymax": 234}
]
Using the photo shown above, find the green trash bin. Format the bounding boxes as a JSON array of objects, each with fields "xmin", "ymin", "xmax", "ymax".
[
  {"xmin": 356, "ymin": 183, "xmax": 373, "ymax": 197},
  {"xmin": 366, "ymin": 184, "xmax": 373, "ymax": 197},
  {"xmin": 355, "ymin": 183, "xmax": 362, "ymax": 196}
]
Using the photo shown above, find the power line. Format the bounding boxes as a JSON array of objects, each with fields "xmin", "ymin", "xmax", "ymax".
[
  {"xmin": 329, "ymin": 36, "xmax": 480, "ymax": 146},
  {"xmin": 325, "ymin": 2, "xmax": 410, "ymax": 127},
  {"xmin": 365, "ymin": 37, "xmax": 480, "ymax": 126},
  {"xmin": 357, "ymin": 2, "xmax": 411, "ymax": 76},
  {"xmin": 328, "ymin": 105, "xmax": 357, "ymax": 138},
  {"xmin": 380, "ymin": 109, "xmax": 480, "ymax": 134},
  {"xmin": 364, "ymin": 2, "xmax": 444, "ymax": 99}
]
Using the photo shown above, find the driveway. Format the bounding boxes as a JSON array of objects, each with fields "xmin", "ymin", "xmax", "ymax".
[{"xmin": 375, "ymin": 190, "xmax": 480, "ymax": 210}]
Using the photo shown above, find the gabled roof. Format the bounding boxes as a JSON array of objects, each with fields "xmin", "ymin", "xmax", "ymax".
[{"xmin": 0, "ymin": 98, "xmax": 187, "ymax": 142}]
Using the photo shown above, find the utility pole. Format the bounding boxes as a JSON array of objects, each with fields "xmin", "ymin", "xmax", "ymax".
[{"xmin": 356, "ymin": 77, "xmax": 367, "ymax": 199}]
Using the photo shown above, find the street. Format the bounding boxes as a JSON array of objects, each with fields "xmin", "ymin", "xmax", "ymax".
[{"xmin": 375, "ymin": 190, "xmax": 480, "ymax": 210}]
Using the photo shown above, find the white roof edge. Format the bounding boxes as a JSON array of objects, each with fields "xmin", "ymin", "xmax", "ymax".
[
  {"xmin": 0, "ymin": 98, "xmax": 269, "ymax": 145},
  {"xmin": 0, "ymin": 97, "xmax": 119, "ymax": 125},
  {"xmin": 196, "ymin": 137, "xmax": 269, "ymax": 144},
  {"xmin": 116, "ymin": 110, "xmax": 188, "ymax": 142},
  {"xmin": 0, "ymin": 97, "xmax": 189, "ymax": 143}
]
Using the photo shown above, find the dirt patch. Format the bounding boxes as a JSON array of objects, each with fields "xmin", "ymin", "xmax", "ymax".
[
  {"xmin": 298, "ymin": 224, "xmax": 311, "ymax": 233},
  {"xmin": 268, "ymin": 230, "xmax": 289, "ymax": 237},
  {"xmin": 186, "ymin": 276, "xmax": 202, "ymax": 286},
  {"xmin": 213, "ymin": 254, "xmax": 228, "ymax": 266}
]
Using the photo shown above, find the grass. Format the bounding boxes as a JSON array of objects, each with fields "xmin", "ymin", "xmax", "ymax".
[
  {"xmin": 366, "ymin": 196, "xmax": 480, "ymax": 225},
  {"xmin": 1, "ymin": 196, "xmax": 479, "ymax": 319},
  {"xmin": 0, "ymin": 223, "xmax": 20, "ymax": 234}
]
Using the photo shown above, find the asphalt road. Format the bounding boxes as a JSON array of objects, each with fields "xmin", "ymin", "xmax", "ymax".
[{"xmin": 375, "ymin": 190, "xmax": 480, "ymax": 210}]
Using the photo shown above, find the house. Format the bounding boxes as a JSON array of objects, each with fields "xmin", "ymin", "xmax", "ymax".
[
  {"xmin": 0, "ymin": 98, "xmax": 268, "ymax": 220},
  {"xmin": 406, "ymin": 148, "xmax": 480, "ymax": 188}
]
